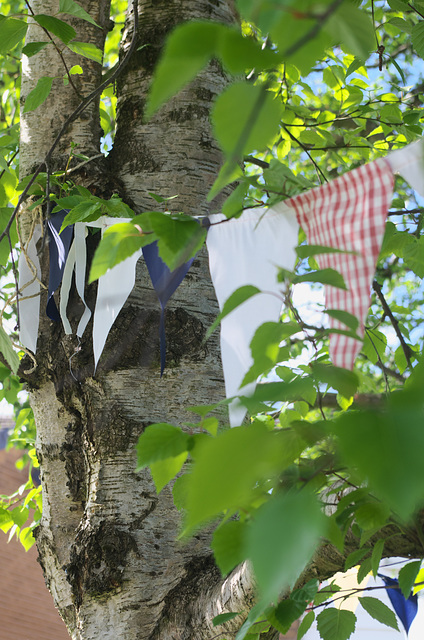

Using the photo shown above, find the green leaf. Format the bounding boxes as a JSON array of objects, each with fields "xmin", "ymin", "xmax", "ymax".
[
  {"xmin": 0, "ymin": 208, "xmax": 18, "ymax": 265},
  {"xmin": 371, "ymin": 539, "xmax": 385, "ymax": 578},
  {"xmin": 212, "ymin": 520, "xmax": 246, "ymax": 575},
  {"xmin": 242, "ymin": 321, "xmax": 302, "ymax": 385},
  {"xmin": 267, "ymin": 599, "xmax": 305, "ymax": 635},
  {"xmin": 218, "ymin": 28, "xmax": 279, "ymax": 74},
  {"xmin": 326, "ymin": 4, "xmax": 374, "ymax": 61},
  {"xmin": 184, "ymin": 425, "xmax": 297, "ymax": 531},
  {"xmin": 296, "ymin": 245, "xmax": 357, "ymax": 260},
  {"xmin": 298, "ymin": 611, "xmax": 315, "ymax": 640},
  {"xmin": 316, "ymin": 608, "xmax": 356, "ymax": 640},
  {"xmin": 398, "ymin": 560, "xmax": 421, "ymax": 599},
  {"xmin": 89, "ymin": 220, "xmax": 155, "ymax": 282},
  {"xmin": 172, "ymin": 473, "xmax": 190, "ymax": 511},
  {"xmin": 246, "ymin": 490, "xmax": 325, "ymax": 603},
  {"xmin": 208, "ymin": 160, "xmax": 244, "ymax": 202},
  {"xmin": 212, "ymin": 81, "xmax": 282, "ymax": 158},
  {"xmin": 355, "ymin": 502, "xmax": 390, "ymax": 531},
  {"xmin": 60, "ymin": 201, "xmax": 102, "ymax": 230},
  {"xmin": 33, "ymin": 15, "xmax": 76, "ymax": 44},
  {"xmin": 23, "ymin": 77, "xmax": 54, "ymax": 114},
  {"xmin": 311, "ymin": 363, "xmax": 358, "ymax": 399},
  {"xmin": 145, "ymin": 212, "xmax": 206, "ymax": 271},
  {"xmin": 206, "ymin": 285, "xmax": 261, "ymax": 339},
  {"xmin": 150, "ymin": 452, "xmax": 188, "ymax": 493},
  {"xmin": 146, "ymin": 21, "xmax": 222, "ymax": 119},
  {"xmin": 359, "ymin": 597, "xmax": 399, "ymax": 631},
  {"xmin": 22, "ymin": 41, "xmax": 49, "ymax": 57},
  {"xmin": 67, "ymin": 41, "xmax": 103, "ymax": 64},
  {"xmin": 357, "ymin": 556, "xmax": 372, "ymax": 584},
  {"xmin": 324, "ymin": 310, "xmax": 359, "ymax": 332},
  {"xmin": 293, "ymin": 268, "xmax": 347, "ymax": 290},
  {"xmin": 335, "ymin": 398, "xmax": 424, "ymax": 520},
  {"xmin": 344, "ymin": 548, "xmax": 369, "ymax": 572},
  {"xmin": 136, "ymin": 423, "xmax": 191, "ymax": 469},
  {"xmin": 403, "ymin": 237, "xmax": 424, "ymax": 278},
  {"xmin": 0, "ymin": 326, "xmax": 19, "ymax": 374},
  {"xmin": 213, "ymin": 612, "xmax": 242, "ymax": 626},
  {"xmin": 0, "ymin": 16, "xmax": 28, "ymax": 54},
  {"xmin": 412, "ymin": 21, "xmax": 424, "ymax": 60},
  {"xmin": 59, "ymin": 0, "xmax": 100, "ymax": 27}
]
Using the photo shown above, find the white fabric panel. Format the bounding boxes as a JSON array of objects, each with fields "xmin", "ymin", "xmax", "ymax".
[
  {"xmin": 206, "ymin": 203, "xmax": 299, "ymax": 427},
  {"xmin": 74, "ymin": 223, "xmax": 91, "ymax": 337},
  {"xmin": 387, "ymin": 138, "xmax": 424, "ymax": 198},
  {"xmin": 60, "ymin": 237, "xmax": 75, "ymax": 335},
  {"xmin": 18, "ymin": 225, "xmax": 42, "ymax": 353},
  {"xmin": 92, "ymin": 241, "xmax": 142, "ymax": 372}
]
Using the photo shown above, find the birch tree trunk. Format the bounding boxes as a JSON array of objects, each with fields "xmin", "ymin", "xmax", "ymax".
[{"xmin": 19, "ymin": 1, "xmax": 265, "ymax": 639}]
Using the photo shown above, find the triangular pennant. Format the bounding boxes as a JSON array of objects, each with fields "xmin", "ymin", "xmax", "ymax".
[
  {"xmin": 142, "ymin": 240, "xmax": 194, "ymax": 375},
  {"xmin": 387, "ymin": 138, "xmax": 424, "ymax": 198},
  {"xmin": 288, "ymin": 158, "xmax": 394, "ymax": 369},
  {"xmin": 206, "ymin": 204, "xmax": 299, "ymax": 427},
  {"xmin": 92, "ymin": 247, "xmax": 142, "ymax": 372},
  {"xmin": 18, "ymin": 225, "xmax": 42, "ymax": 353},
  {"xmin": 46, "ymin": 209, "xmax": 74, "ymax": 322},
  {"xmin": 59, "ymin": 223, "xmax": 92, "ymax": 338},
  {"xmin": 378, "ymin": 574, "xmax": 418, "ymax": 634}
]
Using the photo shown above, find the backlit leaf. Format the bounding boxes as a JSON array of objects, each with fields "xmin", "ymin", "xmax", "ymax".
[
  {"xmin": 0, "ymin": 15, "xmax": 28, "ymax": 54},
  {"xmin": 0, "ymin": 326, "xmax": 19, "ymax": 373},
  {"xmin": 212, "ymin": 520, "xmax": 246, "ymax": 575},
  {"xmin": 212, "ymin": 81, "xmax": 282, "ymax": 157},
  {"xmin": 33, "ymin": 15, "xmax": 76, "ymax": 44},
  {"xmin": 136, "ymin": 423, "xmax": 192, "ymax": 469},
  {"xmin": 246, "ymin": 490, "xmax": 325, "ymax": 603},
  {"xmin": 293, "ymin": 268, "xmax": 347, "ymax": 290},
  {"xmin": 67, "ymin": 41, "xmax": 103, "ymax": 64},
  {"xmin": 23, "ymin": 77, "xmax": 54, "ymax": 113},
  {"xmin": 206, "ymin": 285, "xmax": 261, "ymax": 339},
  {"xmin": 59, "ymin": 0, "xmax": 100, "ymax": 27},
  {"xmin": 150, "ymin": 452, "xmax": 188, "ymax": 493}
]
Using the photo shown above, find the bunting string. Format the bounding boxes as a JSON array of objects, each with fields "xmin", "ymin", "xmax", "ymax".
[{"xmin": 18, "ymin": 140, "xmax": 424, "ymax": 426}]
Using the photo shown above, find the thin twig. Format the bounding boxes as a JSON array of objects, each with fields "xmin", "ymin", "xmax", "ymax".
[
  {"xmin": 0, "ymin": 150, "xmax": 18, "ymax": 183},
  {"xmin": 372, "ymin": 280, "xmax": 413, "ymax": 369},
  {"xmin": 24, "ymin": 0, "xmax": 82, "ymax": 99},
  {"xmin": 65, "ymin": 153, "xmax": 105, "ymax": 175},
  {"xmin": 284, "ymin": 126, "xmax": 328, "ymax": 183}
]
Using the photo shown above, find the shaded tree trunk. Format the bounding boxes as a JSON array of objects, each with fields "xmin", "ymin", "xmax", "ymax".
[{"xmin": 19, "ymin": 1, "xmax": 265, "ymax": 639}]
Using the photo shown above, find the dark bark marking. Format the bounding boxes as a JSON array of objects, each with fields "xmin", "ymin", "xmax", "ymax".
[{"xmin": 66, "ymin": 521, "xmax": 138, "ymax": 607}]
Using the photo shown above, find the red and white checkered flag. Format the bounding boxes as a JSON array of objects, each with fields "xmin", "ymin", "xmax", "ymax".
[{"xmin": 287, "ymin": 158, "xmax": 394, "ymax": 370}]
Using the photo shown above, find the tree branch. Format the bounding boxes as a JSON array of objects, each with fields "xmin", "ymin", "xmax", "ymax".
[
  {"xmin": 372, "ymin": 280, "xmax": 413, "ymax": 369},
  {"xmin": 0, "ymin": 0, "xmax": 139, "ymax": 247}
]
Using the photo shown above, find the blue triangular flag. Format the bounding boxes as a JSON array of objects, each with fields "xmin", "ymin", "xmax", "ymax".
[
  {"xmin": 378, "ymin": 574, "xmax": 418, "ymax": 634},
  {"xmin": 46, "ymin": 209, "xmax": 73, "ymax": 322},
  {"xmin": 142, "ymin": 241, "xmax": 194, "ymax": 375}
]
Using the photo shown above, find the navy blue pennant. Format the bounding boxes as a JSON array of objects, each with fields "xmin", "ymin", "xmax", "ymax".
[
  {"xmin": 378, "ymin": 574, "xmax": 418, "ymax": 634},
  {"xmin": 142, "ymin": 241, "xmax": 194, "ymax": 375},
  {"xmin": 46, "ymin": 209, "xmax": 73, "ymax": 322}
]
